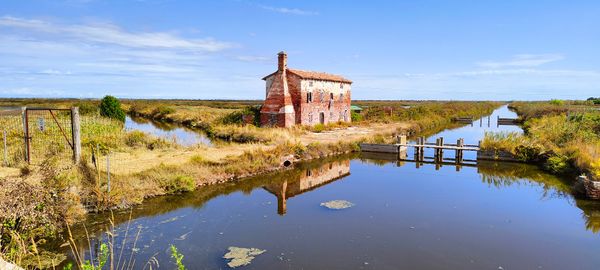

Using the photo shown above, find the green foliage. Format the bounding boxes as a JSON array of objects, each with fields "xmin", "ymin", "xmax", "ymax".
[
  {"xmin": 151, "ymin": 105, "xmax": 175, "ymax": 118},
  {"xmin": 312, "ymin": 124, "xmax": 325, "ymax": 133},
  {"xmin": 99, "ymin": 96, "xmax": 125, "ymax": 122},
  {"xmin": 514, "ymin": 144, "xmax": 542, "ymax": 162},
  {"xmin": 544, "ymin": 155, "xmax": 572, "ymax": 174},
  {"xmin": 220, "ymin": 106, "xmax": 261, "ymax": 125},
  {"xmin": 74, "ymin": 101, "xmax": 99, "ymax": 116},
  {"xmin": 351, "ymin": 111, "xmax": 363, "ymax": 122},
  {"xmin": 170, "ymin": 245, "xmax": 186, "ymax": 270},
  {"xmin": 549, "ymin": 99, "xmax": 564, "ymax": 106},
  {"xmin": 164, "ymin": 175, "xmax": 195, "ymax": 193},
  {"xmin": 125, "ymin": 130, "xmax": 148, "ymax": 147}
]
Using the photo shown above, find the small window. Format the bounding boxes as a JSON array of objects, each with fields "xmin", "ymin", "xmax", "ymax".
[
  {"xmin": 306, "ymin": 169, "xmax": 312, "ymax": 177},
  {"xmin": 340, "ymin": 83, "xmax": 344, "ymax": 89},
  {"xmin": 307, "ymin": 92, "xmax": 312, "ymax": 103},
  {"xmin": 320, "ymin": 91, "xmax": 325, "ymax": 102},
  {"xmin": 330, "ymin": 93, "xmax": 334, "ymax": 100},
  {"xmin": 340, "ymin": 93, "xmax": 344, "ymax": 102},
  {"xmin": 309, "ymin": 81, "xmax": 313, "ymax": 87}
]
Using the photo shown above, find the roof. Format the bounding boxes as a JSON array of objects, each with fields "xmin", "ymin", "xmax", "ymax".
[{"xmin": 262, "ymin": 69, "xmax": 352, "ymax": 83}]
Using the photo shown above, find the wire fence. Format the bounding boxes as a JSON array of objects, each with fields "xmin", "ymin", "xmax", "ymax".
[{"xmin": 25, "ymin": 109, "xmax": 74, "ymax": 164}]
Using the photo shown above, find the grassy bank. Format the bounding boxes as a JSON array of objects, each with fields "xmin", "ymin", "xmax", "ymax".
[
  {"xmin": 481, "ymin": 100, "xmax": 600, "ymax": 180},
  {"xmin": 0, "ymin": 99, "xmax": 499, "ymax": 268}
]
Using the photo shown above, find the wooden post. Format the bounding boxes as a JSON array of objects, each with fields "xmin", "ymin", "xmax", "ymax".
[
  {"xmin": 455, "ymin": 138, "xmax": 461, "ymax": 162},
  {"xmin": 487, "ymin": 115, "xmax": 491, "ymax": 127},
  {"xmin": 21, "ymin": 107, "xmax": 30, "ymax": 163},
  {"xmin": 71, "ymin": 107, "xmax": 81, "ymax": 164},
  {"xmin": 106, "ymin": 150, "xmax": 111, "ymax": 193},
  {"xmin": 3, "ymin": 130, "xmax": 7, "ymax": 166},
  {"xmin": 479, "ymin": 117, "xmax": 483, "ymax": 127},
  {"xmin": 439, "ymin": 137, "xmax": 444, "ymax": 162}
]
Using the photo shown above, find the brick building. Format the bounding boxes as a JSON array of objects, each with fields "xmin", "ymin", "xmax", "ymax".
[{"xmin": 260, "ymin": 51, "xmax": 352, "ymax": 127}]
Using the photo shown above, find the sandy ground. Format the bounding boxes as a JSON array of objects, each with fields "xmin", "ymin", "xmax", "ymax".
[{"xmin": 0, "ymin": 122, "xmax": 411, "ymax": 177}]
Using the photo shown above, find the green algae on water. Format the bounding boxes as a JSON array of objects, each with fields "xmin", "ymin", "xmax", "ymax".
[{"xmin": 223, "ymin": 246, "xmax": 266, "ymax": 268}]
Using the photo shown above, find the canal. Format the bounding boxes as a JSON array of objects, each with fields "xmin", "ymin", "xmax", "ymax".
[
  {"xmin": 57, "ymin": 106, "xmax": 600, "ymax": 269},
  {"xmin": 125, "ymin": 115, "xmax": 212, "ymax": 146}
]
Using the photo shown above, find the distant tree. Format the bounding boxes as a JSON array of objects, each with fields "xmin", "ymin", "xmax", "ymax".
[{"xmin": 99, "ymin": 95, "xmax": 126, "ymax": 122}]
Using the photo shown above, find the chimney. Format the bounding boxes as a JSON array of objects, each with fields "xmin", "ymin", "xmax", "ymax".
[{"xmin": 277, "ymin": 51, "xmax": 287, "ymax": 71}]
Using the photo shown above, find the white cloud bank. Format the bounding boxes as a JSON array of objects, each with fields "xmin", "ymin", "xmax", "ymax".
[{"xmin": 259, "ymin": 5, "xmax": 319, "ymax": 16}]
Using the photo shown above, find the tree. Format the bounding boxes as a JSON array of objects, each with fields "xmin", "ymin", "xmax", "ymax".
[{"xmin": 99, "ymin": 95, "xmax": 125, "ymax": 122}]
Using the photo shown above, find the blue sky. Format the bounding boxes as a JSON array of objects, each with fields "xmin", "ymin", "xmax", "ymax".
[{"xmin": 1, "ymin": 0, "xmax": 598, "ymax": 100}]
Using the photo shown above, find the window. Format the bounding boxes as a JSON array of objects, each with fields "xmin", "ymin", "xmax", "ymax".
[
  {"xmin": 308, "ymin": 112, "xmax": 313, "ymax": 123},
  {"xmin": 269, "ymin": 113, "xmax": 277, "ymax": 126},
  {"xmin": 340, "ymin": 83, "xmax": 344, "ymax": 89},
  {"xmin": 307, "ymin": 92, "xmax": 312, "ymax": 103},
  {"xmin": 330, "ymin": 93, "xmax": 334, "ymax": 100},
  {"xmin": 320, "ymin": 91, "xmax": 324, "ymax": 102},
  {"xmin": 309, "ymin": 81, "xmax": 313, "ymax": 87},
  {"xmin": 340, "ymin": 93, "xmax": 344, "ymax": 102},
  {"xmin": 306, "ymin": 169, "xmax": 312, "ymax": 177}
]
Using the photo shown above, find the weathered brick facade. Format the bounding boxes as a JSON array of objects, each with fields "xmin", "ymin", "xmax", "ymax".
[{"xmin": 260, "ymin": 52, "xmax": 352, "ymax": 127}]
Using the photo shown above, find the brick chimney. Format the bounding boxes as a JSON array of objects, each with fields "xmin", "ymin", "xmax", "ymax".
[{"xmin": 278, "ymin": 51, "xmax": 287, "ymax": 71}]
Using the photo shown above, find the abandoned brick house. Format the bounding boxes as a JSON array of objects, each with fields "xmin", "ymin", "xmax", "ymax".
[{"xmin": 260, "ymin": 51, "xmax": 352, "ymax": 127}]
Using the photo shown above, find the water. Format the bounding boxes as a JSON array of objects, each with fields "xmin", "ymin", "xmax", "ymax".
[
  {"xmin": 124, "ymin": 115, "xmax": 212, "ymax": 146},
  {"xmin": 55, "ymin": 106, "xmax": 600, "ymax": 269}
]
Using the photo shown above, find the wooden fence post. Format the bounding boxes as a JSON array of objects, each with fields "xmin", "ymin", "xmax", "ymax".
[
  {"xmin": 107, "ymin": 150, "xmax": 111, "ymax": 193},
  {"xmin": 3, "ymin": 130, "xmax": 7, "ymax": 166},
  {"xmin": 71, "ymin": 107, "xmax": 81, "ymax": 164},
  {"xmin": 21, "ymin": 107, "xmax": 29, "ymax": 163}
]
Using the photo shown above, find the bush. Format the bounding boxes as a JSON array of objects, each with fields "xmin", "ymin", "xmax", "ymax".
[
  {"xmin": 312, "ymin": 124, "xmax": 325, "ymax": 133},
  {"xmin": 74, "ymin": 101, "xmax": 98, "ymax": 115},
  {"xmin": 544, "ymin": 155, "xmax": 572, "ymax": 174},
  {"xmin": 99, "ymin": 95, "xmax": 126, "ymax": 122},
  {"xmin": 125, "ymin": 131, "xmax": 148, "ymax": 147},
  {"xmin": 151, "ymin": 106, "xmax": 175, "ymax": 118},
  {"xmin": 514, "ymin": 144, "xmax": 542, "ymax": 162},
  {"xmin": 164, "ymin": 175, "xmax": 195, "ymax": 193},
  {"xmin": 351, "ymin": 111, "xmax": 363, "ymax": 122},
  {"xmin": 549, "ymin": 99, "xmax": 564, "ymax": 106}
]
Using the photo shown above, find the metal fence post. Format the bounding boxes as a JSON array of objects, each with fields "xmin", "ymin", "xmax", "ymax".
[{"xmin": 71, "ymin": 107, "xmax": 81, "ymax": 164}]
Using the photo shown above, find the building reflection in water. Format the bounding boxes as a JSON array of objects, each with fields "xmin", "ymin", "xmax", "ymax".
[{"xmin": 263, "ymin": 160, "xmax": 351, "ymax": 215}]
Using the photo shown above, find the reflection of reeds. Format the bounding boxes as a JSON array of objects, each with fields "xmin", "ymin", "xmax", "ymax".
[{"xmin": 65, "ymin": 211, "xmax": 155, "ymax": 270}]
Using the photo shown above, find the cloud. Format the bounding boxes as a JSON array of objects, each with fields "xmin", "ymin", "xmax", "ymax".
[
  {"xmin": 235, "ymin": 55, "xmax": 270, "ymax": 62},
  {"xmin": 477, "ymin": 54, "xmax": 564, "ymax": 68},
  {"xmin": 0, "ymin": 16, "xmax": 233, "ymax": 52},
  {"xmin": 259, "ymin": 5, "xmax": 319, "ymax": 16}
]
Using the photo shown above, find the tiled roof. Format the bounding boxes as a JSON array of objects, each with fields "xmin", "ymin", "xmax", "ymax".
[{"xmin": 262, "ymin": 69, "xmax": 352, "ymax": 83}]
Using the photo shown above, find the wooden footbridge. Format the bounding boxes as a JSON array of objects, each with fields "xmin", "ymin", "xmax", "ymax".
[{"xmin": 360, "ymin": 135, "xmax": 481, "ymax": 164}]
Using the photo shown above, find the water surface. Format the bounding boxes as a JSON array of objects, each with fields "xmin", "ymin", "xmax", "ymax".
[
  {"xmin": 56, "ymin": 106, "xmax": 600, "ymax": 269},
  {"xmin": 124, "ymin": 115, "xmax": 212, "ymax": 146}
]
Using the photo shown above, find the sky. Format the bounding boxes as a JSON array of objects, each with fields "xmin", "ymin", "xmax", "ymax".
[{"xmin": 0, "ymin": 0, "xmax": 599, "ymax": 100}]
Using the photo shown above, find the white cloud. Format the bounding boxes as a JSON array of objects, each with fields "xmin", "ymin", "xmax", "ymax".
[
  {"xmin": 477, "ymin": 54, "xmax": 564, "ymax": 68},
  {"xmin": 0, "ymin": 16, "xmax": 233, "ymax": 52},
  {"xmin": 259, "ymin": 5, "xmax": 319, "ymax": 16},
  {"xmin": 235, "ymin": 55, "xmax": 270, "ymax": 62}
]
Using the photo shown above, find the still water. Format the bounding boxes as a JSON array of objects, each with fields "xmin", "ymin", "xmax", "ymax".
[
  {"xmin": 58, "ymin": 106, "xmax": 600, "ymax": 269},
  {"xmin": 125, "ymin": 115, "xmax": 212, "ymax": 146}
]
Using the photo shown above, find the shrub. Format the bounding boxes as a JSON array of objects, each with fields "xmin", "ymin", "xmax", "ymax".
[
  {"xmin": 544, "ymin": 155, "xmax": 572, "ymax": 174},
  {"xmin": 549, "ymin": 99, "xmax": 564, "ymax": 106},
  {"xmin": 514, "ymin": 144, "xmax": 542, "ymax": 162},
  {"xmin": 351, "ymin": 111, "xmax": 363, "ymax": 122},
  {"xmin": 151, "ymin": 106, "xmax": 175, "ymax": 118},
  {"xmin": 74, "ymin": 101, "xmax": 99, "ymax": 115},
  {"xmin": 164, "ymin": 175, "xmax": 195, "ymax": 193},
  {"xmin": 99, "ymin": 95, "xmax": 125, "ymax": 122},
  {"xmin": 125, "ymin": 130, "xmax": 148, "ymax": 147},
  {"xmin": 312, "ymin": 124, "xmax": 325, "ymax": 133}
]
